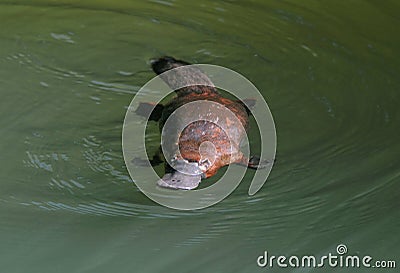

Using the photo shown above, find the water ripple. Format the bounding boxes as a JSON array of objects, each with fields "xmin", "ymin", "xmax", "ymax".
[
  {"xmin": 50, "ymin": 32, "xmax": 76, "ymax": 44},
  {"xmin": 89, "ymin": 80, "xmax": 138, "ymax": 94},
  {"xmin": 23, "ymin": 151, "xmax": 53, "ymax": 172}
]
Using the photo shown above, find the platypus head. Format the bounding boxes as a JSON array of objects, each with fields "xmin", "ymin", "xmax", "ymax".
[{"xmin": 157, "ymin": 159, "xmax": 203, "ymax": 190}]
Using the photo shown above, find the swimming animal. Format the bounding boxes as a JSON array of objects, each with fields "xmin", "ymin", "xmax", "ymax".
[{"xmin": 136, "ymin": 56, "xmax": 266, "ymax": 190}]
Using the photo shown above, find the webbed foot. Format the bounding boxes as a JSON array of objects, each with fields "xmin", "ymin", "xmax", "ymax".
[
  {"xmin": 236, "ymin": 155, "xmax": 274, "ymax": 169},
  {"xmin": 247, "ymin": 155, "xmax": 271, "ymax": 169}
]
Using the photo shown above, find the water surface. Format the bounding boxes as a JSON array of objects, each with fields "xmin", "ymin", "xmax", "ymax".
[{"xmin": 0, "ymin": 1, "xmax": 399, "ymax": 272}]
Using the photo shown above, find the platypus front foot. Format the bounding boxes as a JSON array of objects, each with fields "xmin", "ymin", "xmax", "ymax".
[
  {"xmin": 248, "ymin": 156, "xmax": 270, "ymax": 169},
  {"xmin": 236, "ymin": 155, "xmax": 273, "ymax": 169}
]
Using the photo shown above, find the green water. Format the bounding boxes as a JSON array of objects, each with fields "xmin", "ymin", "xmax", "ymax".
[{"xmin": 1, "ymin": 1, "xmax": 399, "ymax": 272}]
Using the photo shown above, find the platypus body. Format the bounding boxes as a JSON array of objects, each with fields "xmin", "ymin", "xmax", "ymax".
[{"xmin": 136, "ymin": 56, "xmax": 264, "ymax": 190}]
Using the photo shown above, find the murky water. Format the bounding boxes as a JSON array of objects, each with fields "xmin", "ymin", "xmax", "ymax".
[{"xmin": 1, "ymin": 1, "xmax": 399, "ymax": 272}]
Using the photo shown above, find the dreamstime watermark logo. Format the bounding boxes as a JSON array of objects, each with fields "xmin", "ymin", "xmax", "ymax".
[
  {"xmin": 257, "ymin": 244, "xmax": 397, "ymax": 269},
  {"xmin": 122, "ymin": 64, "xmax": 276, "ymax": 210}
]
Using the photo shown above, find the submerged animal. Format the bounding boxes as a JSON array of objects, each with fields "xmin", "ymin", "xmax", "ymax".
[{"xmin": 136, "ymin": 56, "xmax": 266, "ymax": 190}]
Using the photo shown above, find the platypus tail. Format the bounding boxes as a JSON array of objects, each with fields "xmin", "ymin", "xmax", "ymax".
[{"xmin": 150, "ymin": 56, "xmax": 219, "ymax": 96}]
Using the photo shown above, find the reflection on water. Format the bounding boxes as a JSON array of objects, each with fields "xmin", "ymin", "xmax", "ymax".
[{"xmin": 0, "ymin": 0, "xmax": 399, "ymax": 272}]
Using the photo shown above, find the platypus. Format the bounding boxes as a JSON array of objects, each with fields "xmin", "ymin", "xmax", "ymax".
[{"xmin": 136, "ymin": 56, "xmax": 265, "ymax": 190}]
